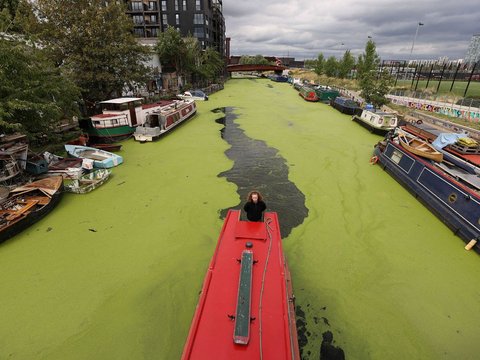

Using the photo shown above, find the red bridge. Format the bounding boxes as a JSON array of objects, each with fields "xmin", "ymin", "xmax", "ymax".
[{"xmin": 226, "ymin": 64, "xmax": 287, "ymax": 73}]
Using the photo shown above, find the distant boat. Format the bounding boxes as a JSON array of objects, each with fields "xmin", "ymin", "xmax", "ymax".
[
  {"xmin": 79, "ymin": 98, "xmax": 173, "ymax": 143},
  {"xmin": 270, "ymin": 75, "xmax": 289, "ymax": 82},
  {"xmin": 330, "ymin": 97, "xmax": 361, "ymax": 115},
  {"xmin": 65, "ymin": 168, "xmax": 111, "ymax": 194},
  {"xmin": 133, "ymin": 99, "xmax": 197, "ymax": 142},
  {"xmin": 64, "ymin": 145, "xmax": 123, "ymax": 168},
  {"xmin": 0, "ymin": 176, "xmax": 63, "ymax": 243},
  {"xmin": 298, "ymin": 85, "xmax": 318, "ymax": 102},
  {"xmin": 181, "ymin": 210, "xmax": 300, "ymax": 359},
  {"xmin": 177, "ymin": 90, "xmax": 209, "ymax": 101},
  {"xmin": 314, "ymin": 86, "xmax": 340, "ymax": 103},
  {"xmin": 352, "ymin": 109, "xmax": 398, "ymax": 134},
  {"xmin": 397, "ymin": 130, "xmax": 443, "ymax": 162}
]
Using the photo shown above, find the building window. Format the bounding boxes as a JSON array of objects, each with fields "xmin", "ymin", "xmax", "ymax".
[
  {"xmin": 150, "ymin": 15, "xmax": 157, "ymax": 24},
  {"xmin": 174, "ymin": 0, "xmax": 179, "ymax": 11},
  {"xmin": 161, "ymin": 1, "xmax": 167, "ymax": 11},
  {"xmin": 133, "ymin": 28, "xmax": 145, "ymax": 37},
  {"xmin": 162, "ymin": 13, "xmax": 168, "ymax": 26},
  {"xmin": 148, "ymin": 1, "xmax": 157, "ymax": 11},
  {"xmin": 133, "ymin": 15, "xmax": 144, "ymax": 24},
  {"xmin": 131, "ymin": 1, "xmax": 143, "ymax": 11},
  {"xmin": 195, "ymin": 0, "xmax": 201, "ymax": 11},
  {"xmin": 193, "ymin": 13, "xmax": 204, "ymax": 24},
  {"xmin": 193, "ymin": 27, "xmax": 204, "ymax": 38},
  {"xmin": 182, "ymin": 0, "xmax": 187, "ymax": 11},
  {"xmin": 175, "ymin": 14, "xmax": 180, "ymax": 25}
]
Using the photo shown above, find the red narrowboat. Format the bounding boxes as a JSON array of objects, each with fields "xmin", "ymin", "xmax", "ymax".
[
  {"xmin": 298, "ymin": 86, "xmax": 319, "ymax": 102},
  {"xmin": 182, "ymin": 210, "xmax": 300, "ymax": 360}
]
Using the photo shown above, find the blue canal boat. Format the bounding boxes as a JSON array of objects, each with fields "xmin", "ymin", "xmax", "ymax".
[
  {"xmin": 373, "ymin": 132, "xmax": 480, "ymax": 251},
  {"xmin": 65, "ymin": 145, "xmax": 123, "ymax": 169}
]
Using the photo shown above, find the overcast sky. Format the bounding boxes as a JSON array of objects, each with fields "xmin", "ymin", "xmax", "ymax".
[{"xmin": 223, "ymin": 0, "xmax": 479, "ymax": 61}]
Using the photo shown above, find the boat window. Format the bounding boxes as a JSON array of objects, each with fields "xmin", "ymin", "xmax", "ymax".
[
  {"xmin": 112, "ymin": 119, "xmax": 118, "ymax": 125},
  {"xmin": 391, "ymin": 150, "xmax": 402, "ymax": 164}
]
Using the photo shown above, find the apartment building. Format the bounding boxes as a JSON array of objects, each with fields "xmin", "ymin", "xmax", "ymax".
[{"xmin": 125, "ymin": 0, "xmax": 225, "ymax": 57}]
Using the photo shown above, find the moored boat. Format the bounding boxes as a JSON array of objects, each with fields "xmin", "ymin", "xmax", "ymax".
[
  {"xmin": 0, "ymin": 176, "xmax": 63, "ymax": 243},
  {"xmin": 397, "ymin": 130, "xmax": 443, "ymax": 162},
  {"xmin": 64, "ymin": 168, "xmax": 111, "ymax": 194},
  {"xmin": 181, "ymin": 210, "xmax": 300, "ymax": 360},
  {"xmin": 43, "ymin": 152, "xmax": 84, "ymax": 179},
  {"xmin": 79, "ymin": 97, "xmax": 171, "ymax": 143},
  {"xmin": 330, "ymin": 97, "xmax": 361, "ymax": 115},
  {"xmin": 133, "ymin": 99, "xmax": 197, "ymax": 142},
  {"xmin": 177, "ymin": 90, "xmax": 209, "ymax": 101},
  {"xmin": 373, "ymin": 135, "xmax": 480, "ymax": 251},
  {"xmin": 64, "ymin": 145, "xmax": 123, "ymax": 169},
  {"xmin": 314, "ymin": 87, "xmax": 340, "ymax": 103},
  {"xmin": 352, "ymin": 109, "xmax": 398, "ymax": 134},
  {"xmin": 298, "ymin": 85, "xmax": 318, "ymax": 102},
  {"xmin": 66, "ymin": 135, "xmax": 122, "ymax": 152}
]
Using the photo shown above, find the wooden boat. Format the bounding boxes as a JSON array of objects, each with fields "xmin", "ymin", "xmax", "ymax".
[
  {"xmin": 298, "ymin": 85, "xmax": 318, "ymax": 102},
  {"xmin": 25, "ymin": 153, "xmax": 49, "ymax": 175},
  {"xmin": 43, "ymin": 152, "xmax": 83, "ymax": 179},
  {"xmin": 0, "ymin": 176, "xmax": 63, "ymax": 243},
  {"xmin": 352, "ymin": 109, "xmax": 398, "ymax": 134},
  {"xmin": 65, "ymin": 169, "xmax": 111, "ymax": 194},
  {"xmin": 66, "ymin": 135, "xmax": 122, "ymax": 152},
  {"xmin": 397, "ymin": 130, "xmax": 443, "ymax": 162},
  {"xmin": 133, "ymin": 99, "xmax": 197, "ymax": 142},
  {"xmin": 182, "ymin": 210, "xmax": 300, "ymax": 360},
  {"xmin": 79, "ymin": 98, "xmax": 173, "ymax": 143},
  {"xmin": 64, "ymin": 144, "xmax": 123, "ymax": 169}
]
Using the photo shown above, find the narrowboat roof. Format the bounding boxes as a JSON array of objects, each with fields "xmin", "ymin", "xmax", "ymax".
[
  {"xmin": 99, "ymin": 97, "xmax": 143, "ymax": 104},
  {"xmin": 182, "ymin": 210, "xmax": 299, "ymax": 360}
]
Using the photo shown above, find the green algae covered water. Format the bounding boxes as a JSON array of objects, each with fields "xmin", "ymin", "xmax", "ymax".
[{"xmin": 1, "ymin": 79, "xmax": 480, "ymax": 359}]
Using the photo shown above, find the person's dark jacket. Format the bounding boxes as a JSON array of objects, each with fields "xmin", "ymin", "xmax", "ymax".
[{"xmin": 243, "ymin": 200, "xmax": 267, "ymax": 222}]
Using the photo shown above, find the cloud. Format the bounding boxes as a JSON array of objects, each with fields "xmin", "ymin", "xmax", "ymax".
[{"xmin": 223, "ymin": 0, "xmax": 480, "ymax": 60}]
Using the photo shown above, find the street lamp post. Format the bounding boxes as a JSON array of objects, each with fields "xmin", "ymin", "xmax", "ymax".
[{"xmin": 410, "ymin": 22, "xmax": 424, "ymax": 57}]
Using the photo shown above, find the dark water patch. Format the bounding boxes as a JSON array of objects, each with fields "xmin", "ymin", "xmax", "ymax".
[
  {"xmin": 212, "ymin": 107, "xmax": 308, "ymax": 237},
  {"xmin": 320, "ymin": 331, "xmax": 346, "ymax": 360},
  {"xmin": 266, "ymin": 84, "xmax": 273, "ymax": 88},
  {"xmin": 296, "ymin": 305, "xmax": 309, "ymax": 358}
]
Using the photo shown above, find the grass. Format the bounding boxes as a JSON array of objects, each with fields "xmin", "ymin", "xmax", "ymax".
[{"xmin": 393, "ymin": 80, "xmax": 480, "ymax": 99}]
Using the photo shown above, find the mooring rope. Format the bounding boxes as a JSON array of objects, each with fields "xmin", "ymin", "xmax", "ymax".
[{"xmin": 258, "ymin": 216, "xmax": 274, "ymax": 360}]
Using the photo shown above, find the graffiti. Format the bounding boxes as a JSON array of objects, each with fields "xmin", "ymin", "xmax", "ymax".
[{"xmin": 387, "ymin": 95, "xmax": 480, "ymax": 121}]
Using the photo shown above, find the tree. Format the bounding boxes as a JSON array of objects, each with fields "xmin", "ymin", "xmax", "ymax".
[
  {"xmin": 0, "ymin": 38, "xmax": 80, "ymax": 139},
  {"xmin": 357, "ymin": 40, "xmax": 393, "ymax": 107},
  {"xmin": 314, "ymin": 53, "xmax": 325, "ymax": 75},
  {"xmin": 197, "ymin": 47, "xmax": 225, "ymax": 81},
  {"xmin": 324, "ymin": 56, "xmax": 338, "ymax": 77},
  {"xmin": 156, "ymin": 26, "xmax": 191, "ymax": 74},
  {"xmin": 32, "ymin": 0, "xmax": 151, "ymax": 109},
  {"xmin": 338, "ymin": 50, "xmax": 355, "ymax": 79},
  {"xmin": 0, "ymin": 0, "xmax": 18, "ymax": 18},
  {"xmin": 239, "ymin": 55, "xmax": 270, "ymax": 65}
]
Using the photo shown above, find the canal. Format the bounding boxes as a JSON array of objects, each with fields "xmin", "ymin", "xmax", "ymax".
[{"xmin": 1, "ymin": 78, "xmax": 479, "ymax": 359}]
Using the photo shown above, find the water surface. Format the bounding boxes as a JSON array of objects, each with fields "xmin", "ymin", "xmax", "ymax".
[{"xmin": 1, "ymin": 78, "xmax": 479, "ymax": 360}]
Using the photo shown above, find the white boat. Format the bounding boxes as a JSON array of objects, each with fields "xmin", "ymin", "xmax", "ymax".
[
  {"xmin": 352, "ymin": 109, "xmax": 398, "ymax": 134},
  {"xmin": 65, "ymin": 169, "xmax": 111, "ymax": 194},
  {"xmin": 177, "ymin": 90, "xmax": 209, "ymax": 101},
  {"xmin": 133, "ymin": 99, "xmax": 197, "ymax": 142},
  {"xmin": 80, "ymin": 98, "xmax": 176, "ymax": 142},
  {"xmin": 64, "ymin": 145, "xmax": 123, "ymax": 168}
]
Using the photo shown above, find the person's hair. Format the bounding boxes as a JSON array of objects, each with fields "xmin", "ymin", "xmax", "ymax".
[{"xmin": 247, "ymin": 191, "xmax": 263, "ymax": 202}]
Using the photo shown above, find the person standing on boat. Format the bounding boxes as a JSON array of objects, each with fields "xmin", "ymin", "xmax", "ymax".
[{"xmin": 243, "ymin": 191, "xmax": 267, "ymax": 222}]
